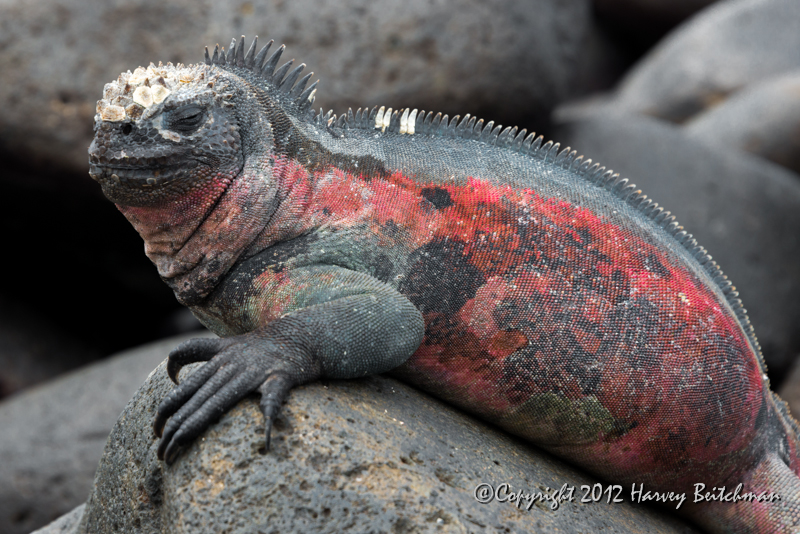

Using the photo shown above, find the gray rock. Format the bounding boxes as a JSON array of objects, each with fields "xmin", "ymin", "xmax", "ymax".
[
  {"xmin": 551, "ymin": 109, "xmax": 800, "ymax": 373},
  {"xmin": 0, "ymin": 332, "xmax": 212, "ymax": 534},
  {"xmin": 684, "ymin": 71, "xmax": 800, "ymax": 175},
  {"xmin": 30, "ymin": 505, "xmax": 84, "ymax": 534},
  {"xmin": 0, "ymin": 0, "xmax": 590, "ymax": 179},
  {"xmin": 610, "ymin": 0, "xmax": 800, "ymax": 122},
  {"xmin": 77, "ymin": 361, "xmax": 699, "ymax": 533}
]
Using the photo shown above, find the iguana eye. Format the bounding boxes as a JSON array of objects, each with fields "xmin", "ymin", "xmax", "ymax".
[{"xmin": 169, "ymin": 106, "xmax": 206, "ymax": 133}]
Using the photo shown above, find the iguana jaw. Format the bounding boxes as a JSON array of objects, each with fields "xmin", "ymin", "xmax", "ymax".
[{"xmin": 88, "ymin": 160, "xmax": 200, "ymax": 203}]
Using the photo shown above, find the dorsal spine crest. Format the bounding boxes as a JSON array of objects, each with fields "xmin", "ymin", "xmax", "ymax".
[{"xmin": 206, "ymin": 36, "xmax": 316, "ymax": 113}]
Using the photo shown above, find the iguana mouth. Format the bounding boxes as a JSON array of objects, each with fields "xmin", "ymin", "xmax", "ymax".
[{"xmin": 89, "ymin": 163, "xmax": 190, "ymax": 188}]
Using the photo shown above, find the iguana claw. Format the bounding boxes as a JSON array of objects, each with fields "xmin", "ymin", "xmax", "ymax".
[
  {"xmin": 257, "ymin": 373, "xmax": 294, "ymax": 452},
  {"xmin": 153, "ymin": 334, "xmax": 304, "ymax": 464}
]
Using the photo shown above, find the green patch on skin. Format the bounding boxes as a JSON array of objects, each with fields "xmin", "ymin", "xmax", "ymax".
[{"xmin": 500, "ymin": 393, "xmax": 615, "ymax": 446}]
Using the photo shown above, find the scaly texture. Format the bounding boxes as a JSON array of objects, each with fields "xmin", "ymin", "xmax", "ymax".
[{"xmin": 88, "ymin": 36, "xmax": 800, "ymax": 533}]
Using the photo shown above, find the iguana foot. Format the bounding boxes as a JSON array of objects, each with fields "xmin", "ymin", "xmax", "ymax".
[{"xmin": 153, "ymin": 335, "xmax": 318, "ymax": 464}]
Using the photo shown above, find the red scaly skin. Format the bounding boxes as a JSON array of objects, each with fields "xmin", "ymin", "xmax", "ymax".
[{"xmin": 266, "ymin": 154, "xmax": 765, "ymax": 459}]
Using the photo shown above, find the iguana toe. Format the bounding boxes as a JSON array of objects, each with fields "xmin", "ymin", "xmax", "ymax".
[{"xmin": 167, "ymin": 337, "xmax": 226, "ymax": 383}]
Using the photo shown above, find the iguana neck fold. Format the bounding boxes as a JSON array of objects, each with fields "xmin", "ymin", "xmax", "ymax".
[{"xmin": 117, "ymin": 161, "xmax": 279, "ymax": 305}]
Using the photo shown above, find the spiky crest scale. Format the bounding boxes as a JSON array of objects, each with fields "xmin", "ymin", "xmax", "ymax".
[
  {"xmin": 204, "ymin": 36, "xmax": 316, "ymax": 113},
  {"xmin": 203, "ymin": 35, "xmax": 764, "ymax": 370}
]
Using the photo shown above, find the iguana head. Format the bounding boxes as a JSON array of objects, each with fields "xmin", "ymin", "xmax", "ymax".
[
  {"xmin": 87, "ymin": 36, "xmax": 318, "ymax": 304},
  {"xmin": 88, "ymin": 61, "xmax": 246, "ymax": 207},
  {"xmin": 88, "ymin": 36, "xmax": 317, "ymax": 208}
]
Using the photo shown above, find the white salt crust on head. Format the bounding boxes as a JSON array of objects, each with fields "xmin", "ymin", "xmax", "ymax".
[{"xmin": 96, "ymin": 63, "xmax": 220, "ymax": 122}]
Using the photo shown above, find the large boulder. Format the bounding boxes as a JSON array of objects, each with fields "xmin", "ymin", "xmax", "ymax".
[
  {"xmin": 74, "ymin": 361, "xmax": 699, "ymax": 533},
  {"xmin": 552, "ymin": 109, "xmax": 800, "ymax": 374},
  {"xmin": 0, "ymin": 332, "xmax": 211, "ymax": 534},
  {"xmin": 0, "ymin": 0, "xmax": 590, "ymax": 180},
  {"xmin": 683, "ymin": 71, "xmax": 800, "ymax": 176},
  {"xmin": 608, "ymin": 0, "xmax": 800, "ymax": 123}
]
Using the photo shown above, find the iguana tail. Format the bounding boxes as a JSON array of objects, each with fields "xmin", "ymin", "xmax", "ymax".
[{"xmin": 691, "ymin": 393, "xmax": 800, "ymax": 534}]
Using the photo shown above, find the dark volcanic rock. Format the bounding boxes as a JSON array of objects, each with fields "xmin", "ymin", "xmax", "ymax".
[
  {"xmin": 684, "ymin": 71, "xmax": 800, "ymax": 176},
  {"xmin": 609, "ymin": 0, "xmax": 800, "ymax": 123},
  {"xmin": 552, "ymin": 109, "xmax": 800, "ymax": 374},
  {"xmin": 76, "ymin": 362, "xmax": 699, "ymax": 533},
  {"xmin": 0, "ymin": 0, "xmax": 590, "ymax": 179},
  {"xmin": 0, "ymin": 332, "xmax": 212, "ymax": 534}
]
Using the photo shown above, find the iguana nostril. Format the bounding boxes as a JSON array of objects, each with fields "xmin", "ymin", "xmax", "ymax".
[{"xmin": 121, "ymin": 123, "xmax": 133, "ymax": 135}]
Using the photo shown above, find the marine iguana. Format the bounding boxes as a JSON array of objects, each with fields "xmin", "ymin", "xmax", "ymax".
[{"xmin": 88, "ymin": 35, "xmax": 800, "ymax": 533}]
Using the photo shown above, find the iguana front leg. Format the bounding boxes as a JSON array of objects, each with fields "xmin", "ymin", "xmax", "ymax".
[{"xmin": 153, "ymin": 267, "xmax": 425, "ymax": 464}]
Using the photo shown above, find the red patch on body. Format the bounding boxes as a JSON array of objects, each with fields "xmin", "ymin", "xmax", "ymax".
[{"xmin": 264, "ymin": 157, "xmax": 767, "ymax": 488}]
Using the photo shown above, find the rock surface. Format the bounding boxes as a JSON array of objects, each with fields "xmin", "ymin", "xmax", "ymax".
[
  {"xmin": 609, "ymin": 0, "xmax": 800, "ymax": 122},
  {"xmin": 76, "ymin": 360, "xmax": 699, "ymax": 533},
  {"xmin": 0, "ymin": 0, "xmax": 589, "ymax": 179},
  {"xmin": 0, "ymin": 332, "xmax": 212, "ymax": 534},
  {"xmin": 552, "ymin": 109, "xmax": 800, "ymax": 373},
  {"xmin": 684, "ymin": 71, "xmax": 800, "ymax": 176}
]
